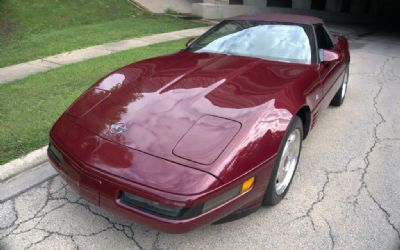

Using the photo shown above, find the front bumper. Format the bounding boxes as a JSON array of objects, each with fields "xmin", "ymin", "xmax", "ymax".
[{"xmin": 48, "ymin": 140, "xmax": 273, "ymax": 233}]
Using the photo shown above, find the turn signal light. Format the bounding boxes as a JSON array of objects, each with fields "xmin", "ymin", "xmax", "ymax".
[{"xmin": 241, "ymin": 177, "xmax": 255, "ymax": 193}]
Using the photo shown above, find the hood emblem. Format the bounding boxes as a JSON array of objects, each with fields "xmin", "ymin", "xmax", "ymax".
[{"xmin": 110, "ymin": 123, "xmax": 127, "ymax": 134}]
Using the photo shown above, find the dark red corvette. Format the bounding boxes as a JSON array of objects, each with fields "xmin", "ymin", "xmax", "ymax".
[{"xmin": 48, "ymin": 14, "xmax": 350, "ymax": 233}]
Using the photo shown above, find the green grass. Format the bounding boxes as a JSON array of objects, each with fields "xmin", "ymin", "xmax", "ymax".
[
  {"xmin": 0, "ymin": 0, "xmax": 205, "ymax": 67},
  {"xmin": 0, "ymin": 38, "xmax": 187, "ymax": 164}
]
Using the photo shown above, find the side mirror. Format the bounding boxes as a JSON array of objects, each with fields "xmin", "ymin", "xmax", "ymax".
[
  {"xmin": 186, "ymin": 37, "xmax": 196, "ymax": 48},
  {"xmin": 319, "ymin": 49, "xmax": 338, "ymax": 63}
]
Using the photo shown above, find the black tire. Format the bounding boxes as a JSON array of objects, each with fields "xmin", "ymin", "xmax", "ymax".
[
  {"xmin": 330, "ymin": 65, "xmax": 349, "ymax": 107},
  {"xmin": 263, "ymin": 116, "xmax": 303, "ymax": 206}
]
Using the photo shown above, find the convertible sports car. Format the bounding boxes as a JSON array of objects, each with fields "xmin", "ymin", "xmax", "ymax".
[{"xmin": 48, "ymin": 13, "xmax": 350, "ymax": 233}]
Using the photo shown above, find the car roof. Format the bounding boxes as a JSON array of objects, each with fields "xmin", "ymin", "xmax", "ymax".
[{"xmin": 227, "ymin": 13, "xmax": 323, "ymax": 25}]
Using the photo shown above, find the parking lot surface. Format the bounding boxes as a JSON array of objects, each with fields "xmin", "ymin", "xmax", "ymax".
[{"xmin": 1, "ymin": 31, "xmax": 400, "ymax": 250}]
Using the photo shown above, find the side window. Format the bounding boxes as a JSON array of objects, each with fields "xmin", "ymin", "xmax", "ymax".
[{"xmin": 314, "ymin": 25, "xmax": 334, "ymax": 50}]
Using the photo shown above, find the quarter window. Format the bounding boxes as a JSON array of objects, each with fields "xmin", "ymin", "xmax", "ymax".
[{"xmin": 314, "ymin": 25, "xmax": 334, "ymax": 50}]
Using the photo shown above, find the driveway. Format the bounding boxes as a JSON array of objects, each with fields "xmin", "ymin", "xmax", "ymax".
[{"xmin": 1, "ymin": 31, "xmax": 400, "ymax": 250}]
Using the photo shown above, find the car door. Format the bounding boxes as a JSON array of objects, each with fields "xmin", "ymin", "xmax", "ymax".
[{"xmin": 314, "ymin": 24, "xmax": 344, "ymax": 109}]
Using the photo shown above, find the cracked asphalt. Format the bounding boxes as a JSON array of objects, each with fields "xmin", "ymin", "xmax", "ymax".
[{"xmin": 1, "ymin": 31, "xmax": 400, "ymax": 250}]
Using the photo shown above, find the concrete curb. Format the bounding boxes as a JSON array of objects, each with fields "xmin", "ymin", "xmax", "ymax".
[
  {"xmin": 0, "ymin": 146, "xmax": 48, "ymax": 182},
  {"xmin": 0, "ymin": 161, "xmax": 57, "ymax": 202}
]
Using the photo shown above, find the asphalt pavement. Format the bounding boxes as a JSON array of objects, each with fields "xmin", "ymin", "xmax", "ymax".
[{"xmin": 1, "ymin": 30, "xmax": 400, "ymax": 250}]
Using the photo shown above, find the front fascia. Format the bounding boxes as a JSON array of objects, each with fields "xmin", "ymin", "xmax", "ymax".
[{"xmin": 48, "ymin": 134, "xmax": 275, "ymax": 233}]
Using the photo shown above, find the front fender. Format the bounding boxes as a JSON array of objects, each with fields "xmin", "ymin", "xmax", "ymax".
[{"xmin": 212, "ymin": 98, "xmax": 293, "ymax": 183}]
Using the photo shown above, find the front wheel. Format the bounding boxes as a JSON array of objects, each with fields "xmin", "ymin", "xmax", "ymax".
[
  {"xmin": 263, "ymin": 116, "xmax": 303, "ymax": 206},
  {"xmin": 330, "ymin": 64, "xmax": 349, "ymax": 106}
]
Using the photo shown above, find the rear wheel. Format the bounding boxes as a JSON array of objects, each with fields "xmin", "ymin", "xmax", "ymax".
[
  {"xmin": 330, "ymin": 65, "xmax": 349, "ymax": 106},
  {"xmin": 263, "ymin": 116, "xmax": 303, "ymax": 205}
]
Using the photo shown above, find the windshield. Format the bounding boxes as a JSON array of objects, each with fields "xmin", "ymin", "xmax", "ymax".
[{"xmin": 188, "ymin": 21, "xmax": 312, "ymax": 64}]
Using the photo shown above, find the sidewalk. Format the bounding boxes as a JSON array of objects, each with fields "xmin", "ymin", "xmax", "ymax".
[{"xmin": 0, "ymin": 27, "xmax": 209, "ymax": 85}]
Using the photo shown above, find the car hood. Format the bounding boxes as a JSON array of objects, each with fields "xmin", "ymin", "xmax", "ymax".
[{"xmin": 66, "ymin": 51, "xmax": 315, "ymax": 177}]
